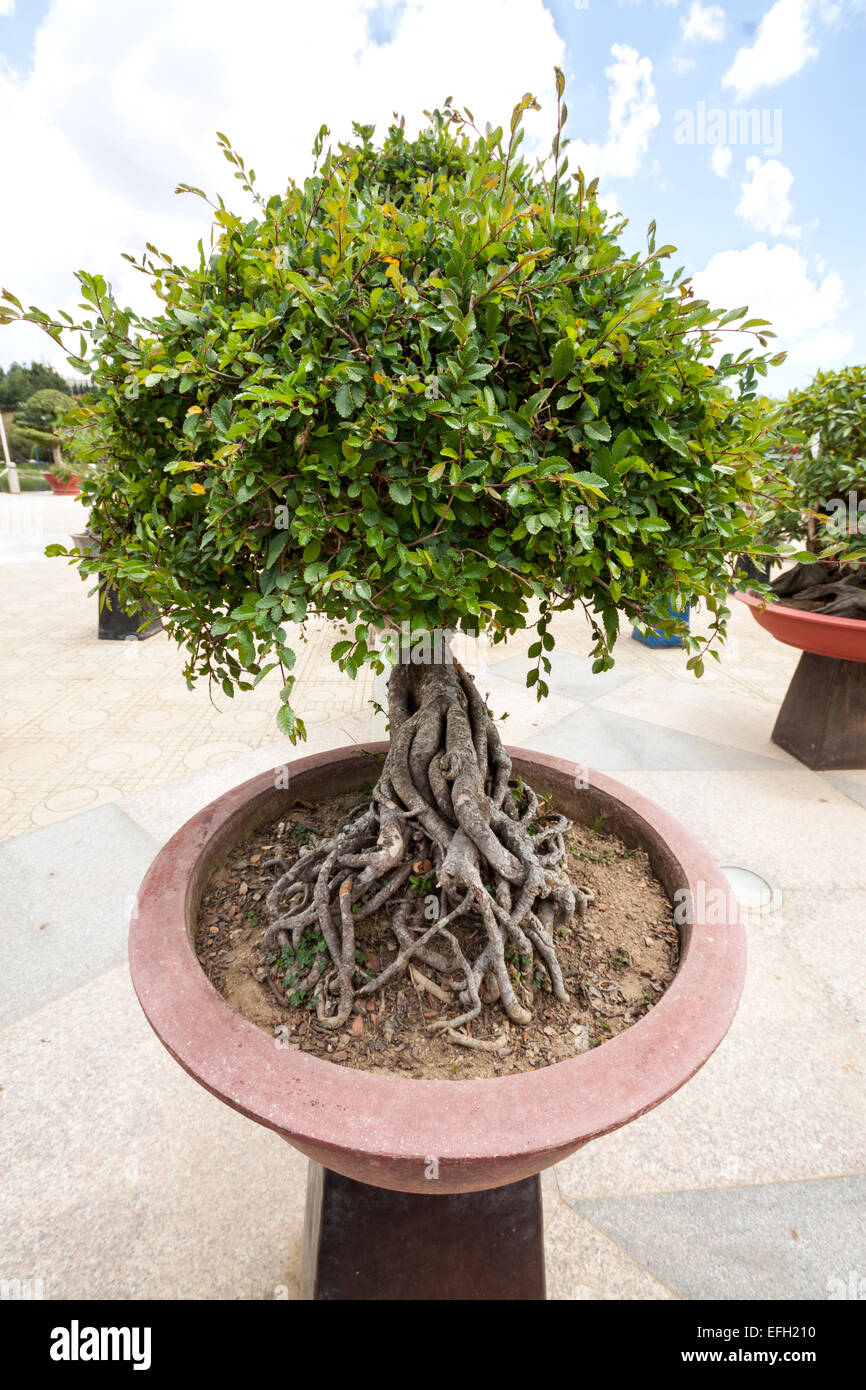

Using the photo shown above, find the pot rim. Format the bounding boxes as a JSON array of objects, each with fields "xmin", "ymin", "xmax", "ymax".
[
  {"xmin": 130, "ymin": 744, "xmax": 746, "ymax": 1183},
  {"xmin": 736, "ymin": 589, "xmax": 866, "ymax": 660}
]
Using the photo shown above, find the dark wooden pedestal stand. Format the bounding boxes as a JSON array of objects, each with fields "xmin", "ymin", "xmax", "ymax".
[
  {"xmin": 300, "ymin": 1162, "xmax": 546, "ymax": 1301},
  {"xmin": 772, "ymin": 652, "xmax": 866, "ymax": 769}
]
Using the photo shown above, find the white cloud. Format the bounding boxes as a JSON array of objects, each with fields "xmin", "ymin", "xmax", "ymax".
[
  {"xmin": 0, "ymin": 2, "xmax": 16, "ymax": 17},
  {"xmin": 682, "ymin": 2, "xmax": 726, "ymax": 42},
  {"xmin": 735, "ymin": 156, "xmax": 798, "ymax": 236},
  {"xmin": 785, "ymin": 326, "xmax": 853, "ymax": 366},
  {"xmin": 722, "ymin": 0, "xmax": 817, "ymax": 100},
  {"xmin": 815, "ymin": 0, "xmax": 866, "ymax": 25},
  {"xmin": 673, "ymin": 54, "xmax": 697, "ymax": 72},
  {"xmin": 595, "ymin": 187, "xmax": 621, "ymax": 215},
  {"xmin": 711, "ymin": 145, "xmax": 732, "ymax": 177},
  {"xmin": 0, "ymin": 0, "xmax": 564, "ymax": 370},
  {"xmin": 571, "ymin": 44, "xmax": 660, "ymax": 182},
  {"xmin": 691, "ymin": 241, "xmax": 847, "ymax": 389}
]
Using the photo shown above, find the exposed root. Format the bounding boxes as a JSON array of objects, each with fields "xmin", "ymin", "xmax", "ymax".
[
  {"xmin": 444, "ymin": 1030, "xmax": 510, "ymax": 1052},
  {"xmin": 264, "ymin": 650, "xmax": 591, "ymax": 1038},
  {"xmin": 408, "ymin": 965, "xmax": 452, "ymax": 1004}
]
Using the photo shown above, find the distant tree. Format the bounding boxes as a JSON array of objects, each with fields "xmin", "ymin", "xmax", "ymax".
[{"xmin": 0, "ymin": 360, "xmax": 85, "ymax": 410}]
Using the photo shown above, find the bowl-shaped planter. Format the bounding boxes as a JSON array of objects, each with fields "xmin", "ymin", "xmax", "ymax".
[
  {"xmin": 130, "ymin": 744, "xmax": 745, "ymax": 1199},
  {"xmin": 737, "ymin": 591, "xmax": 866, "ymax": 768},
  {"xmin": 737, "ymin": 589, "xmax": 866, "ymax": 662},
  {"xmin": 42, "ymin": 469, "xmax": 80, "ymax": 495}
]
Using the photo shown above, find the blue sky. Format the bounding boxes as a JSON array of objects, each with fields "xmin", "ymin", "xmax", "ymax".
[
  {"xmin": 1, "ymin": 0, "xmax": 863, "ymax": 393},
  {"xmin": 0, "ymin": 1, "xmax": 52, "ymax": 67},
  {"xmin": 547, "ymin": 0, "xmax": 866, "ymax": 390}
]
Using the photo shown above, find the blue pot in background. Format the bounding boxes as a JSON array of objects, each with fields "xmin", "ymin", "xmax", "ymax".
[{"xmin": 631, "ymin": 604, "xmax": 690, "ymax": 648}]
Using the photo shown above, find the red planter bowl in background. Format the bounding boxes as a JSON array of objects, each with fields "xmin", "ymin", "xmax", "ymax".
[
  {"xmin": 736, "ymin": 590, "xmax": 866, "ymax": 663},
  {"xmin": 42, "ymin": 470, "xmax": 80, "ymax": 495}
]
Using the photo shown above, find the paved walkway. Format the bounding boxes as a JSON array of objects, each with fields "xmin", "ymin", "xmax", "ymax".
[
  {"xmin": 0, "ymin": 495, "xmax": 376, "ymax": 840},
  {"xmin": 1, "ymin": 494, "xmax": 864, "ymax": 1299}
]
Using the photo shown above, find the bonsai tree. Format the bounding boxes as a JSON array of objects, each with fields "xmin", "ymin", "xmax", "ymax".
[
  {"xmin": 754, "ymin": 365, "xmax": 866, "ymax": 616},
  {"xmin": 1, "ymin": 78, "xmax": 782, "ymax": 1033},
  {"xmin": 12, "ymin": 387, "xmax": 77, "ymax": 476}
]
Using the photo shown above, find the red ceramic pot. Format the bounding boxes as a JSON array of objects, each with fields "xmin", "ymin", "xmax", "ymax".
[
  {"xmin": 736, "ymin": 591, "xmax": 866, "ymax": 663},
  {"xmin": 129, "ymin": 744, "xmax": 746, "ymax": 1195},
  {"xmin": 42, "ymin": 470, "xmax": 80, "ymax": 495}
]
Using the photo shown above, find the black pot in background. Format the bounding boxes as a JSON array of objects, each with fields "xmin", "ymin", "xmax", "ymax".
[
  {"xmin": 71, "ymin": 530, "xmax": 162, "ymax": 642},
  {"xmin": 98, "ymin": 584, "xmax": 162, "ymax": 641},
  {"xmin": 731, "ymin": 554, "xmax": 773, "ymax": 588}
]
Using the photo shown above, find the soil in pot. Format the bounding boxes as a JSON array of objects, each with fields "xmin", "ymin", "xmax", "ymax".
[
  {"xmin": 195, "ymin": 787, "xmax": 679, "ymax": 1081},
  {"xmin": 769, "ymin": 560, "xmax": 866, "ymax": 619}
]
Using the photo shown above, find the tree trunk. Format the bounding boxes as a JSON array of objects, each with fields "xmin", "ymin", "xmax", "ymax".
[{"xmin": 264, "ymin": 644, "xmax": 590, "ymax": 1042}]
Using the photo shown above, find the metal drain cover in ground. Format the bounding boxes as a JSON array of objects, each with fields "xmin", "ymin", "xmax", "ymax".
[{"xmin": 720, "ymin": 863, "xmax": 782, "ymax": 917}]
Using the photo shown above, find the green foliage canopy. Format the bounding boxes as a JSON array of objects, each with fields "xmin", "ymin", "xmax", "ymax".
[
  {"xmin": 2, "ymin": 79, "xmax": 783, "ymax": 738},
  {"xmin": 756, "ymin": 365, "xmax": 866, "ymax": 560}
]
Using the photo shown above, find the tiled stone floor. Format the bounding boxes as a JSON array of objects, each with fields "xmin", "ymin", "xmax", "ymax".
[
  {"xmin": 1, "ymin": 494, "xmax": 864, "ymax": 1300},
  {"xmin": 0, "ymin": 496, "xmax": 374, "ymax": 839}
]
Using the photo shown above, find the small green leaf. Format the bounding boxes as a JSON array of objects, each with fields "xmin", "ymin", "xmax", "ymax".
[
  {"xmin": 550, "ymin": 338, "xmax": 574, "ymax": 380},
  {"xmin": 584, "ymin": 419, "xmax": 611, "ymax": 443},
  {"xmin": 276, "ymin": 703, "xmax": 296, "ymax": 735},
  {"xmin": 334, "ymin": 384, "xmax": 353, "ymax": 418}
]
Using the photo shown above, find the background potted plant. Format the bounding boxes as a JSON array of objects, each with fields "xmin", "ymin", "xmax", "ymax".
[
  {"xmin": 0, "ymin": 417, "xmax": 51, "ymax": 491},
  {"xmin": 0, "ymin": 360, "xmax": 96, "ymax": 490},
  {"xmin": 11, "ymin": 387, "xmax": 80, "ymax": 492},
  {"xmin": 748, "ymin": 365, "xmax": 866, "ymax": 615},
  {"xmin": 739, "ymin": 365, "xmax": 866, "ymax": 766},
  {"xmin": 59, "ymin": 402, "xmax": 163, "ymax": 640},
  {"xmin": 2, "ymin": 76, "xmax": 781, "ymax": 1295}
]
